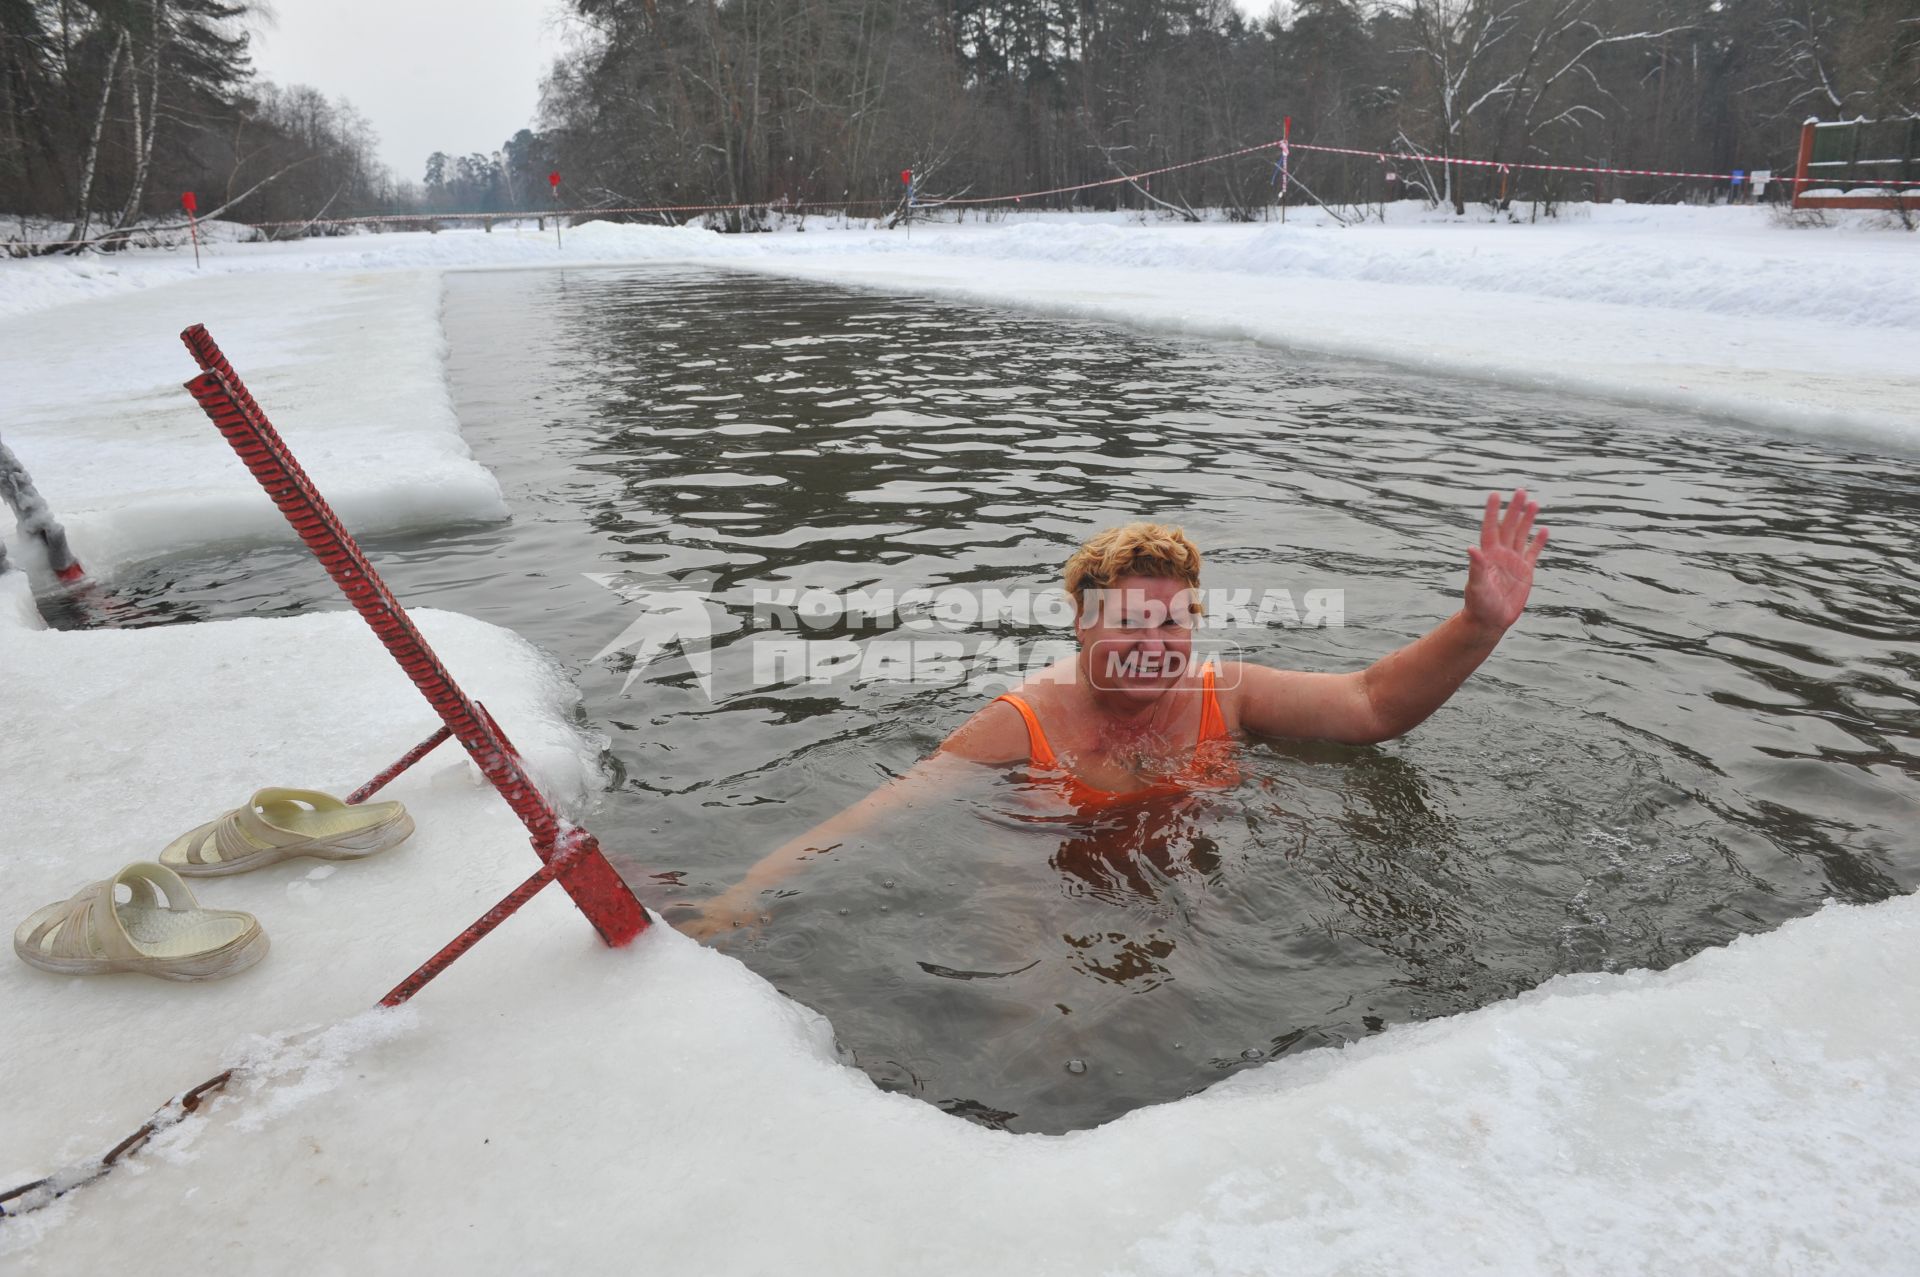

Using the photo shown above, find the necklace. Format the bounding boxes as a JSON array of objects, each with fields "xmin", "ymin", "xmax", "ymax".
[{"xmin": 1087, "ymin": 685, "xmax": 1187, "ymax": 773}]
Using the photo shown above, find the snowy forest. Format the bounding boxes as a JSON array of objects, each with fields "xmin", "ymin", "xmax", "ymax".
[
  {"xmin": 3, "ymin": 0, "xmax": 1917, "ymax": 239},
  {"xmin": 534, "ymin": 0, "xmax": 1920, "ymax": 218},
  {"xmin": 0, "ymin": 0, "xmax": 387, "ymax": 241}
]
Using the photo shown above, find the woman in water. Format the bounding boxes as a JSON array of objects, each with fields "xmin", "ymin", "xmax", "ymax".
[{"xmin": 673, "ymin": 489, "xmax": 1547, "ymax": 939}]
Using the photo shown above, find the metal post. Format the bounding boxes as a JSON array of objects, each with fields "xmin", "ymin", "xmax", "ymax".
[
  {"xmin": 1280, "ymin": 116, "xmax": 1291, "ymax": 224},
  {"xmin": 0, "ymin": 433, "xmax": 85, "ymax": 582},
  {"xmin": 177, "ymin": 325, "xmax": 648, "ymax": 954},
  {"xmin": 181, "ymin": 192, "xmax": 201, "ymax": 269},
  {"xmin": 1792, "ymin": 119, "xmax": 1816, "ymax": 209}
]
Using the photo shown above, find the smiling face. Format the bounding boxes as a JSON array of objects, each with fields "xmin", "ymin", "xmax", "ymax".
[{"xmin": 1076, "ymin": 573, "xmax": 1203, "ymax": 703}]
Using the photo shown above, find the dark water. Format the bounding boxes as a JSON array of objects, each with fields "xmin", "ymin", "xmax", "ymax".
[{"xmin": 50, "ymin": 266, "xmax": 1920, "ymax": 1134}]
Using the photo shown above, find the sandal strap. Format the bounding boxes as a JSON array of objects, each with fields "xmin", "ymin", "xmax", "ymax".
[
  {"xmin": 250, "ymin": 787, "xmax": 347, "ymax": 825},
  {"xmin": 238, "ymin": 787, "xmax": 346, "ymax": 845},
  {"xmin": 168, "ymin": 808, "xmax": 293, "ymax": 868},
  {"xmin": 193, "ymin": 788, "xmax": 339, "ymax": 866},
  {"xmin": 167, "ymin": 813, "xmax": 228, "ymax": 867},
  {"xmin": 22, "ymin": 882, "xmax": 113, "ymax": 961},
  {"xmin": 25, "ymin": 864, "xmax": 198, "ymax": 962},
  {"xmin": 165, "ymin": 788, "xmax": 372, "ymax": 869},
  {"xmin": 219, "ymin": 807, "xmax": 290, "ymax": 861}
]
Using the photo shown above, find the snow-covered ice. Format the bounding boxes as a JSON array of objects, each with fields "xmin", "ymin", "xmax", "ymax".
[
  {"xmin": 0, "ymin": 567, "xmax": 43, "ymax": 630},
  {"xmin": 1, "ymin": 269, "xmax": 502, "ymax": 574},
  {"xmin": 0, "ymin": 607, "xmax": 600, "ymax": 1174},
  {"xmin": 2, "ymin": 207, "xmax": 1917, "ymax": 1271}
]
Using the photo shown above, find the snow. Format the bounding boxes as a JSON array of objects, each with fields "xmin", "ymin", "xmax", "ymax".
[
  {"xmin": 2, "ymin": 205, "xmax": 1918, "ymax": 1269},
  {"xmin": 0, "ymin": 607, "xmax": 601, "ymax": 1186},
  {"xmin": 0, "ymin": 269, "xmax": 503, "ymax": 574},
  {"xmin": 1, "ymin": 567, "xmax": 42, "ymax": 630}
]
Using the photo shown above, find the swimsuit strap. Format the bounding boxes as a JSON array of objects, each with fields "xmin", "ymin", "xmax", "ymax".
[
  {"xmin": 999, "ymin": 664, "xmax": 1225, "ymax": 773},
  {"xmin": 993, "ymin": 693, "xmax": 1060, "ymax": 769},
  {"xmin": 1197, "ymin": 660, "xmax": 1228, "ymax": 746}
]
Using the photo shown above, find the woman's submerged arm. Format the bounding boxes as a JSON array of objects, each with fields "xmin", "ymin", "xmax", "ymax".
[
  {"xmin": 669, "ymin": 701, "xmax": 1029, "ymax": 941},
  {"xmin": 1234, "ymin": 489, "xmax": 1548, "ymax": 745}
]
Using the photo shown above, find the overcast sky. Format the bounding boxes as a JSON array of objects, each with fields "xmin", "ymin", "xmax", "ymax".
[
  {"xmin": 248, "ymin": 1, "xmax": 1275, "ymax": 186},
  {"xmin": 247, "ymin": 1, "xmax": 569, "ymax": 185}
]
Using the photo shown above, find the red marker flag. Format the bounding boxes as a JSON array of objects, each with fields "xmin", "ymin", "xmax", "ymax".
[{"xmin": 181, "ymin": 191, "xmax": 201, "ymax": 268}]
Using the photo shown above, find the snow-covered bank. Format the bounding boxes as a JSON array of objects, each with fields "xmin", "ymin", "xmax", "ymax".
[
  {"xmin": 0, "ymin": 606, "xmax": 601, "ymax": 1190},
  {"xmin": 0, "ymin": 568, "xmax": 43, "ymax": 630},
  {"xmin": 4, "ymin": 204, "xmax": 1917, "ymax": 457},
  {"xmin": 0, "ymin": 269, "xmax": 502, "ymax": 574}
]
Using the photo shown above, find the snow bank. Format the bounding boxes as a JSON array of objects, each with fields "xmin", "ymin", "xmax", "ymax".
[
  {"xmin": 0, "ymin": 220, "xmax": 743, "ymax": 321},
  {"xmin": 0, "ymin": 605, "xmax": 601, "ymax": 1184},
  {"xmin": 760, "ymin": 205, "xmax": 1920, "ymax": 332},
  {"xmin": 0, "ymin": 269, "xmax": 503, "ymax": 575},
  {"xmin": 0, "ymin": 567, "xmax": 42, "ymax": 630},
  {"xmin": 3, "ymin": 588, "xmax": 1915, "ymax": 1271}
]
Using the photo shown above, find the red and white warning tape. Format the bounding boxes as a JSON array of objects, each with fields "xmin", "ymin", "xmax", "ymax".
[
  {"xmin": 8, "ymin": 134, "xmax": 1818, "ymax": 253},
  {"xmin": 936, "ymin": 138, "xmax": 1294, "ymax": 205},
  {"xmin": 1287, "ymin": 140, "xmax": 1773, "ymax": 185}
]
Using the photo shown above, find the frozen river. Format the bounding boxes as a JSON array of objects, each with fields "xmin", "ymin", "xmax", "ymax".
[{"xmin": 54, "ymin": 263, "xmax": 1920, "ymax": 1135}]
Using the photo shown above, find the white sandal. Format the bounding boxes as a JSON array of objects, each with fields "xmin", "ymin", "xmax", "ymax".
[
  {"xmin": 159, "ymin": 787, "xmax": 413, "ymax": 877},
  {"xmin": 13, "ymin": 862, "xmax": 268, "ymax": 981}
]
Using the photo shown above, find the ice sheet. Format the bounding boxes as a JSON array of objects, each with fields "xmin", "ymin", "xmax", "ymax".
[{"xmin": 0, "ymin": 269, "xmax": 503, "ymax": 575}]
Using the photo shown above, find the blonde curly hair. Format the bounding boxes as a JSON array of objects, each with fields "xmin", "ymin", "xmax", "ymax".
[{"xmin": 1062, "ymin": 522, "xmax": 1204, "ymax": 616}]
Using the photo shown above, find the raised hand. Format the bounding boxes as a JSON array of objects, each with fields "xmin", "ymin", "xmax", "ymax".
[{"xmin": 1464, "ymin": 489, "xmax": 1547, "ymax": 633}]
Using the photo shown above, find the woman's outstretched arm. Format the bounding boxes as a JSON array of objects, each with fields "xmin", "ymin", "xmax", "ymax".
[{"xmin": 669, "ymin": 700, "xmax": 1029, "ymax": 940}]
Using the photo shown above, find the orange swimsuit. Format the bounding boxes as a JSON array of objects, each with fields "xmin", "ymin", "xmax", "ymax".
[{"xmin": 994, "ymin": 662, "xmax": 1237, "ymax": 808}]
